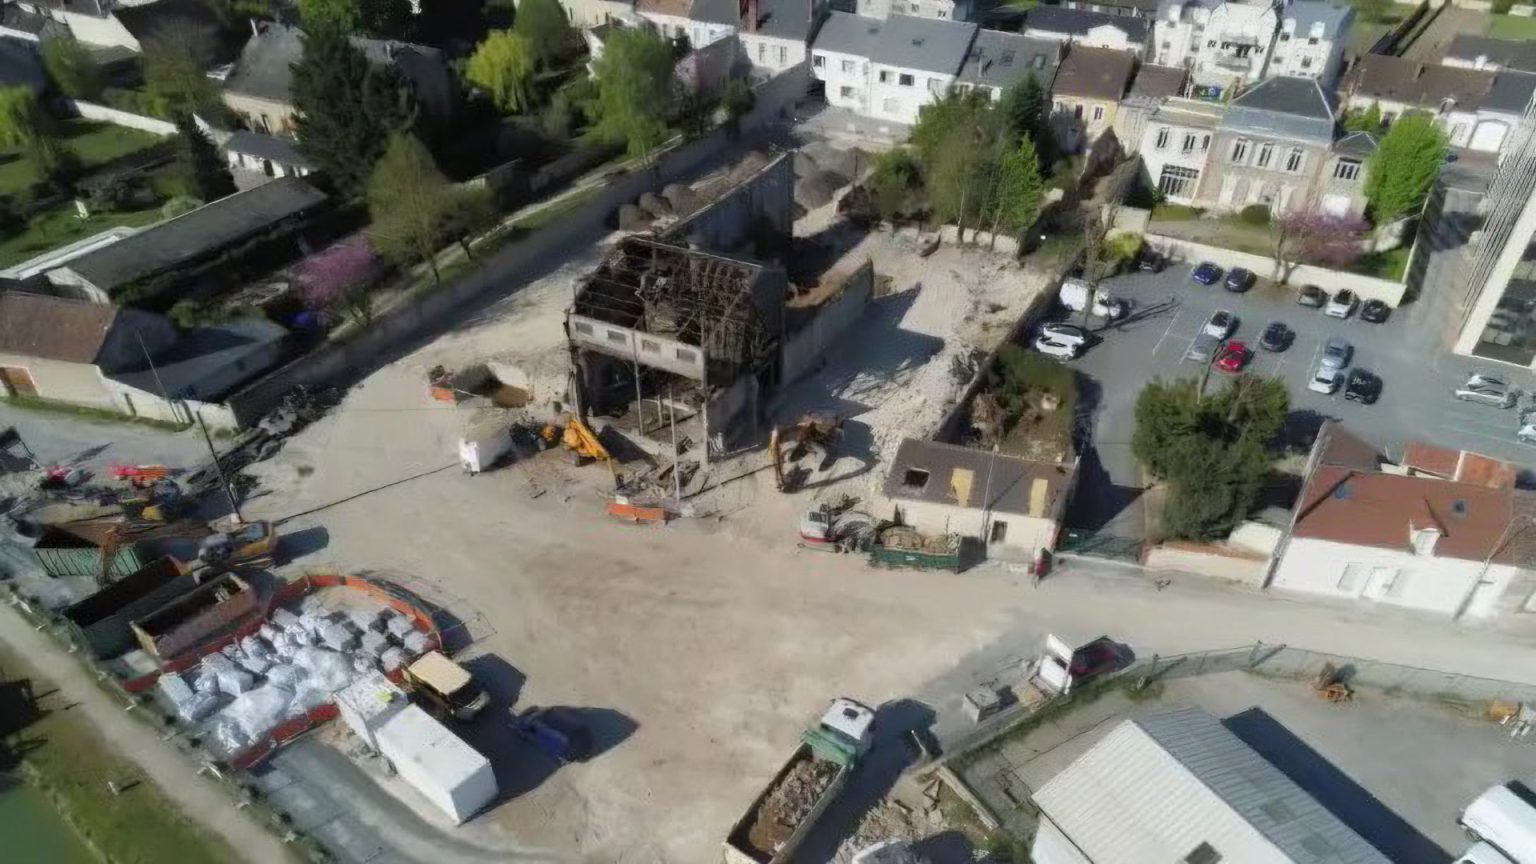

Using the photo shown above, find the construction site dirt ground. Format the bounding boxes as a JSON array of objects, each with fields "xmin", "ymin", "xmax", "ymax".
[{"xmin": 240, "ymin": 223, "xmax": 1048, "ymax": 861}]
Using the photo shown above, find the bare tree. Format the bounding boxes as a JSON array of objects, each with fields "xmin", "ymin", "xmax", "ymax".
[{"xmin": 1270, "ymin": 201, "xmax": 1370, "ymax": 284}]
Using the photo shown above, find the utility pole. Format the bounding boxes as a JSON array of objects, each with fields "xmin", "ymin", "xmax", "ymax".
[
  {"xmin": 668, "ymin": 383, "xmax": 681, "ymax": 502},
  {"xmin": 196, "ymin": 409, "xmax": 243, "ymax": 524},
  {"xmin": 135, "ymin": 332, "xmax": 171, "ymax": 420}
]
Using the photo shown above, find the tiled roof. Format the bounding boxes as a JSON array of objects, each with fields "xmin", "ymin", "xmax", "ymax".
[
  {"xmin": 1481, "ymin": 70, "xmax": 1536, "ymax": 115},
  {"xmin": 0, "ymin": 292, "xmax": 116, "ymax": 364},
  {"xmin": 1128, "ymin": 64, "xmax": 1188, "ymax": 100},
  {"xmin": 1282, "ymin": 0, "xmax": 1353, "ymax": 41},
  {"xmin": 1051, "ymin": 44, "xmax": 1135, "ymax": 100},
  {"xmin": 871, "ymin": 14, "xmax": 977, "ymax": 76},
  {"xmin": 1347, "ymin": 54, "xmax": 1494, "ymax": 111},
  {"xmin": 1446, "ymin": 34, "xmax": 1536, "ymax": 74},
  {"xmin": 224, "ymin": 131, "xmax": 315, "ymax": 168},
  {"xmin": 1333, "ymin": 131, "xmax": 1377, "ymax": 158},
  {"xmin": 1024, "ymin": 5, "xmax": 1148, "ymax": 41},
  {"xmin": 812, "ymin": 11, "xmax": 884, "ymax": 57},
  {"xmin": 959, "ymin": 30, "xmax": 1059, "ymax": 91},
  {"xmin": 1225, "ymin": 76, "xmax": 1336, "ymax": 143}
]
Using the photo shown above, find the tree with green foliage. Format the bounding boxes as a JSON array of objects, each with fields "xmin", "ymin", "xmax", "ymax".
[
  {"xmin": 986, "ymin": 136, "xmax": 1044, "ymax": 236},
  {"xmin": 1342, "ymin": 101, "xmax": 1382, "ymax": 134},
  {"xmin": 292, "ymin": 26, "xmax": 417, "ymax": 194},
  {"xmin": 466, "ymin": 29, "xmax": 537, "ymax": 113},
  {"xmin": 360, "ymin": 0, "xmax": 413, "ymax": 38},
  {"xmin": 23, "ymin": 131, "xmax": 79, "ymax": 193},
  {"xmin": 1133, "ymin": 375, "xmax": 1288, "ymax": 541},
  {"xmin": 143, "ymin": 22, "xmax": 223, "ymax": 118},
  {"xmin": 1364, "ymin": 112, "xmax": 1446, "ymax": 225},
  {"xmin": 860, "ymin": 148, "xmax": 922, "ymax": 223},
  {"xmin": 1356, "ymin": 0, "xmax": 1391, "ymax": 23},
  {"xmin": 588, "ymin": 27, "xmax": 675, "ymax": 161},
  {"xmin": 722, "ymin": 77, "xmax": 755, "ymax": 135},
  {"xmin": 41, "ymin": 37, "xmax": 103, "ymax": 101},
  {"xmin": 998, "ymin": 73, "xmax": 1054, "ymax": 166},
  {"xmin": 513, "ymin": 0, "xmax": 575, "ymax": 67},
  {"xmin": 299, "ymin": 0, "xmax": 412, "ymax": 36},
  {"xmin": 367, "ymin": 132, "xmax": 454, "ymax": 283},
  {"xmin": 298, "ymin": 0, "xmax": 361, "ymax": 31},
  {"xmin": 172, "ymin": 113, "xmax": 235, "ymax": 203},
  {"xmin": 441, "ymin": 186, "xmax": 498, "ymax": 257},
  {"xmin": 914, "ymin": 91, "xmax": 1004, "ymax": 233},
  {"xmin": 0, "ymin": 86, "xmax": 52, "ymax": 148}
]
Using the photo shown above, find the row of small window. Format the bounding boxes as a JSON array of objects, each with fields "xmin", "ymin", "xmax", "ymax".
[
  {"xmin": 810, "ymin": 55, "xmax": 945, "ymax": 91},
  {"xmin": 571, "ymin": 322, "xmax": 699, "ymax": 364},
  {"xmin": 1055, "ymin": 101, "xmax": 1105, "ymax": 121},
  {"xmin": 1230, "ymin": 138, "xmax": 1307, "ymax": 173},
  {"xmin": 1152, "ymin": 128, "xmax": 1211, "ymax": 154},
  {"xmin": 1155, "ymin": 138, "xmax": 1361, "ymax": 182},
  {"xmin": 756, "ymin": 43, "xmax": 791, "ymax": 65}
]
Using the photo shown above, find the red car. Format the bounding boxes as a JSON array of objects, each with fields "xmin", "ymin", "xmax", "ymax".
[{"xmin": 1214, "ymin": 341, "xmax": 1249, "ymax": 373}]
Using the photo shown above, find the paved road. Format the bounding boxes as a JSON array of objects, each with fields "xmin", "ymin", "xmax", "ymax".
[
  {"xmin": 0, "ymin": 402, "xmax": 208, "ymax": 474},
  {"xmin": 0, "ymin": 604, "xmax": 290, "ymax": 864},
  {"xmin": 1057, "ymin": 252, "xmax": 1536, "ymax": 540}
]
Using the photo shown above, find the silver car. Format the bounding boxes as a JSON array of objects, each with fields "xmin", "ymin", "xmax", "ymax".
[
  {"xmin": 1455, "ymin": 374, "xmax": 1518, "ymax": 408},
  {"xmin": 1320, "ymin": 338, "xmax": 1352, "ymax": 370}
]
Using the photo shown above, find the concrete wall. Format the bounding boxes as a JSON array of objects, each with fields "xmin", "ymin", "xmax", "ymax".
[
  {"xmin": 1143, "ymin": 542, "xmax": 1269, "ymax": 586},
  {"xmin": 61, "ymin": 559, "xmax": 195, "ymax": 658},
  {"xmin": 1145, "ymin": 234, "xmax": 1407, "ymax": 305},
  {"xmin": 66, "ymin": 100, "xmax": 175, "ymax": 136},
  {"xmin": 223, "ymin": 64, "xmax": 813, "ymax": 427},
  {"xmin": 222, "ymin": 92, "xmax": 298, "ymax": 137},
  {"xmin": 50, "ymin": 8, "xmax": 139, "ymax": 49},
  {"xmin": 781, "ymin": 260, "xmax": 874, "ymax": 385},
  {"xmin": 0, "ymin": 354, "xmax": 115, "ymax": 407},
  {"xmin": 664, "ymin": 152, "xmax": 795, "ymax": 251},
  {"xmin": 555, "ymin": 0, "xmax": 633, "ymax": 27},
  {"xmin": 134, "ymin": 575, "xmax": 259, "ymax": 659},
  {"xmin": 704, "ymin": 372, "xmax": 760, "ymax": 453},
  {"xmin": 568, "ymin": 315, "xmax": 708, "ymax": 380},
  {"xmin": 1269, "ymin": 536, "xmax": 1516, "ymax": 619},
  {"xmin": 889, "ymin": 497, "xmax": 1059, "ymax": 559}
]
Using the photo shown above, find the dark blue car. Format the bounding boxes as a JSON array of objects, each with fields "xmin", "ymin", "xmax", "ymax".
[{"xmin": 1192, "ymin": 262, "xmax": 1223, "ymax": 285}]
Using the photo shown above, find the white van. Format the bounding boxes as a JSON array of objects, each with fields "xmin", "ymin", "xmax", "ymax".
[
  {"xmin": 1459, "ymin": 841, "xmax": 1515, "ymax": 864},
  {"xmin": 1462, "ymin": 784, "xmax": 1536, "ymax": 864}
]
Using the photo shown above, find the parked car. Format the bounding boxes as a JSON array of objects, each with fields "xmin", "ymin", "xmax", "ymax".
[
  {"xmin": 1344, "ymin": 369, "xmax": 1381, "ymax": 404},
  {"xmin": 1259, "ymin": 321, "xmax": 1292, "ymax": 352},
  {"xmin": 1136, "ymin": 248, "xmax": 1166, "ymax": 272},
  {"xmin": 1320, "ymin": 337, "xmax": 1352, "ymax": 370},
  {"xmin": 1033, "ymin": 335, "xmax": 1080, "ymax": 359},
  {"xmin": 1520, "ymin": 423, "xmax": 1536, "ymax": 445},
  {"xmin": 1039, "ymin": 322, "xmax": 1088, "ymax": 347},
  {"xmin": 1203, "ymin": 309, "xmax": 1236, "ymax": 339},
  {"xmin": 1067, "ymin": 637, "xmax": 1133, "ymax": 680},
  {"xmin": 1192, "ymin": 262, "xmax": 1223, "ymax": 285},
  {"xmin": 1455, "ymin": 373, "xmax": 1518, "ymax": 408},
  {"xmin": 1325, "ymin": 289, "xmax": 1358, "ymax": 319},
  {"xmin": 512, "ymin": 707, "xmax": 594, "ymax": 763},
  {"xmin": 1297, "ymin": 284, "xmax": 1327, "ymax": 308},
  {"xmin": 1309, "ymin": 366, "xmax": 1343, "ymax": 395},
  {"xmin": 1214, "ymin": 341, "xmax": 1250, "ymax": 373},
  {"xmin": 1360, "ymin": 299, "xmax": 1390, "ymax": 323},
  {"xmin": 1223, "ymin": 267, "xmax": 1255, "ymax": 293}
]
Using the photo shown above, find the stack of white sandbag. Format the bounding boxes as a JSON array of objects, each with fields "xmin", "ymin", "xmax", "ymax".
[{"xmin": 202, "ymin": 653, "xmax": 256, "ymax": 695}]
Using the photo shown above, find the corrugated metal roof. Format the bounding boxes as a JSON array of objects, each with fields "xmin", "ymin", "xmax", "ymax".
[{"xmin": 1033, "ymin": 706, "xmax": 1392, "ymax": 864}]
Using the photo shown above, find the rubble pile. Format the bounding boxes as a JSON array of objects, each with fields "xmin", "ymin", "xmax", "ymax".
[{"xmin": 749, "ymin": 756, "xmax": 839, "ymax": 852}]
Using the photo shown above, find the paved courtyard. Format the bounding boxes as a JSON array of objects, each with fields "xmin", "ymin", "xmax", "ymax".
[{"xmin": 1059, "ymin": 258, "xmax": 1536, "ymax": 540}]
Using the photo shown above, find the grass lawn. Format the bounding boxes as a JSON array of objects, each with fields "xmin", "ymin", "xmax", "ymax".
[
  {"xmin": 0, "ymin": 641, "xmax": 238, "ymax": 863},
  {"xmin": 0, "ymin": 201, "xmax": 162, "ymax": 269},
  {"xmin": 1489, "ymin": 14, "xmax": 1536, "ymax": 40},
  {"xmin": 1353, "ymin": 246, "xmax": 1410, "ymax": 281},
  {"xmin": 1150, "ymin": 203, "xmax": 1204, "ymax": 221},
  {"xmin": 0, "ymin": 120, "xmax": 163, "ymax": 197}
]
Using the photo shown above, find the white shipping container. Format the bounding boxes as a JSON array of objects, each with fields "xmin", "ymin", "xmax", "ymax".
[
  {"xmin": 335, "ymin": 672, "xmax": 409, "ymax": 751},
  {"xmin": 375, "ymin": 704, "xmax": 497, "ymax": 824},
  {"xmin": 457, "ymin": 416, "xmax": 512, "ymax": 475}
]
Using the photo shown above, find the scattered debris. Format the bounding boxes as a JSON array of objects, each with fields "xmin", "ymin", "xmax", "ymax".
[{"xmin": 751, "ymin": 757, "xmax": 838, "ymax": 853}]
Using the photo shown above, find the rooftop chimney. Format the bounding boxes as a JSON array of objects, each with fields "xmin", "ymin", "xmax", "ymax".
[{"xmin": 748, "ymin": 0, "xmax": 759, "ymax": 32}]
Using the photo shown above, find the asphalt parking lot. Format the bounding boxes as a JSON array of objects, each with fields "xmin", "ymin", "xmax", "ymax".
[{"xmin": 1055, "ymin": 261, "xmax": 1536, "ymax": 538}]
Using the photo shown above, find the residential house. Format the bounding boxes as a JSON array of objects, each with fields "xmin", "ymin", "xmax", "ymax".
[
  {"xmin": 1152, "ymin": 0, "xmax": 1280, "ymax": 96},
  {"xmin": 1267, "ymin": 0, "xmax": 1350, "ymax": 84},
  {"xmin": 1031, "ymin": 706, "xmax": 1392, "ymax": 864},
  {"xmin": 1342, "ymin": 54, "xmax": 1536, "ymax": 154},
  {"xmin": 0, "ymin": 290, "xmax": 173, "ymax": 408},
  {"xmin": 14, "ymin": 0, "xmax": 226, "ymax": 55},
  {"xmin": 550, "ymin": 0, "xmax": 635, "ymax": 28},
  {"xmin": 1114, "ymin": 62, "xmax": 1188, "ymax": 153},
  {"xmin": 1442, "ymin": 34, "xmax": 1536, "ymax": 75},
  {"xmin": 1137, "ymin": 97, "xmax": 1224, "ymax": 203},
  {"xmin": 45, "ymin": 177, "xmax": 328, "ymax": 300},
  {"xmin": 1049, "ymin": 44, "xmax": 1136, "ymax": 153},
  {"xmin": 636, "ymin": 0, "xmax": 716, "ymax": 44},
  {"xmin": 1191, "ymin": 75, "xmax": 1369, "ymax": 217},
  {"xmin": 690, "ymin": 0, "xmax": 827, "ymax": 78},
  {"xmin": 1023, "ymin": 6, "xmax": 1148, "ymax": 57},
  {"xmin": 811, "ymin": 11, "xmax": 884, "ymax": 115},
  {"xmin": 1314, "ymin": 130, "xmax": 1374, "ymax": 217},
  {"xmin": 221, "ymin": 130, "xmax": 317, "ymax": 182},
  {"xmin": 882, "ymin": 438, "xmax": 1076, "ymax": 560},
  {"xmin": 854, "ymin": 0, "xmax": 970, "ymax": 23},
  {"xmin": 222, "ymin": 23, "xmax": 453, "ymax": 137},
  {"xmin": 865, "ymin": 14, "xmax": 976, "ymax": 125},
  {"xmin": 1059, "ymin": 0, "xmax": 1160, "ymax": 18},
  {"xmin": 956, "ymin": 30, "xmax": 1060, "ymax": 103},
  {"xmin": 1267, "ymin": 423, "xmax": 1536, "ymax": 620}
]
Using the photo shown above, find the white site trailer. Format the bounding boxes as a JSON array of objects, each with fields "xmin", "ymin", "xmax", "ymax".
[{"xmin": 375, "ymin": 703, "xmax": 498, "ymax": 824}]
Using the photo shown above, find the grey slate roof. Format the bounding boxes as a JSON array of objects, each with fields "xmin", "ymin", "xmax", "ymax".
[
  {"xmin": 871, "ymin": 14, "xmax": 977, "ymax": 76},
  {"xmin": 58, "ymin": 178, "xmax": 327, "ymax": 294},
  {"xmin": 883, "ymin": 438, "xmax": 1072, "ymax": 517},
  {"xmin": 1334, "ymin": 131, "xmax": 1377, "ymax": 159},
  {"xmin": 1025, "ymin": 5, "xmax": 1148, "ymax": 42},
  {"xmin": 694, "ymin": 0, "xmax": 819, "ymax": 39},
  {"xmin": 1282, "ymin": 0, "xmax": 1353, "ymax": 40},
  {"xmin": 1051, "ymin": 44, "xmax": 1135, "ymax": 100},
  {"xmin": 0, "ymin": 3, "xmax": 66, "ymax": 37},
  {"xmin": 224, "ymin": 130, "xmax": 316, "ymax": 169},
  {"xmin": 1481, "ymin": 70, "xmax": 1536, "ymax": 115},
  {"xmin": 812, "ymin": 11, "xmax": 884, "ymax": 58},
  {"xmin": 959, "ymin": 31, "xmax": 1059, "ymax": 92},
  {"xmin": 1135, "ymin": 707, "xmax": 1392, "ymax": 864},
  {"xmin": 1225, "ymin": 76, "xmax": 1336, "ymax": 143},
  {"xmin": 225, "ymin": 23, "xmax": 450, "ymax": 112},
  {"xmin": 1446, "ymin": 34, "xmax": 1536, "ymax": 74},
  {"xmin": 689, "ymin": 0, "xmax": 738, "ymax": 25},
  {"xmin": 1127, "ymin": 63, "xmax": 1188, "ymax": 100}
]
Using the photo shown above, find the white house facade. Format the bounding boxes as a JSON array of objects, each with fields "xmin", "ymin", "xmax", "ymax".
[
  {"xmin": 854, "ymin": 0, "xmax": 971, "ymax": 22},
  {"xmin": 1266, "ymin": 0, "xmax": 1350, "ymax": 84},
  {"xmin": 1137, "ymin": 97, "xmax": 1224, "ymax": 203},
  {"xmin": 1023, "ymin": 5, "xmax": 1149, "ymax": 57},
  {"xmin": 811, "ymin": 12, "xmax": 977, "ymax": 126},
  {"xmin": 1153, "ymin": 0, "xmax": 1281, "ymax": 95}
]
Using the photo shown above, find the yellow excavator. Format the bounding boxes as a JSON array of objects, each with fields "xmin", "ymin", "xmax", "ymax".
[
  {"xmin": 769, "ymin": 411, "xmax": 843, "ymax": 493},
  {"xmin": 540, "ymin": 414, "xmax": 618, "ymax": 485}
]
